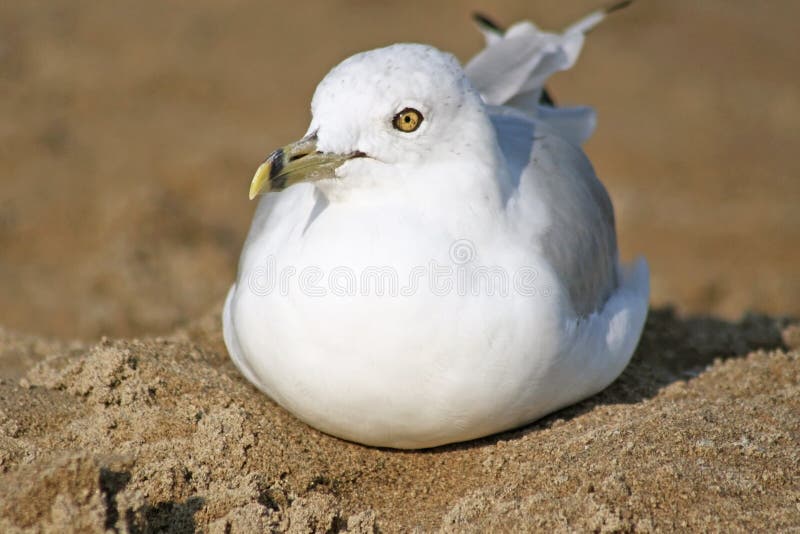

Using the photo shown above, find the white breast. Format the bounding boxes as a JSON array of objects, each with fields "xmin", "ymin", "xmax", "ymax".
[{"xmin": 223, "ymin": 177, "xmax": 648, "ymax": 448}]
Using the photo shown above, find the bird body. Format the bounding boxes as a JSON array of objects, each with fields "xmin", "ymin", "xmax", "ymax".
[{"xmin": 224, "ymin": 4, "xmax": 649, "ymax": 449}]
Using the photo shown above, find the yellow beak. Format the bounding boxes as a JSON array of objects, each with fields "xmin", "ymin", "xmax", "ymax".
[{"xmin": 249, "ymin": 133, "xmax": 365, "ymax": 199}]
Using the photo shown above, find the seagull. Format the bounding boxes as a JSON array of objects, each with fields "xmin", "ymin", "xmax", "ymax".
[{"xmin": 223, "ymin": 2, "xmax": 648, "ymax": 449}]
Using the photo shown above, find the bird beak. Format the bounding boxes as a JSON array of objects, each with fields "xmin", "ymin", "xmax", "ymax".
[{"xmin": 249, "ymin": 133, "xmax": 365, "ymax": 199}]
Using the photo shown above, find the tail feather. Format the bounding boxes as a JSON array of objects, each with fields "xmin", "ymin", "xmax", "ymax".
[{"xmin": 465, "ymin": 1, "xmax": 633, "ymax": 145}]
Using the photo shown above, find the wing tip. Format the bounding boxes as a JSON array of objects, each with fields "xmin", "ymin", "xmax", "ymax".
[
  {"xmin": 472, "ymin": 12, "xmax": 504, "ymax": 34},
  {"xmin": 605, "ymin": 0, "xmax": 635, "ymax": 16}
]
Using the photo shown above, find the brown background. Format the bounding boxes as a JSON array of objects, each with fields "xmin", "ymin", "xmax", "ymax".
[
  {"xmin": 1, "ymin": 3, "xmax": 799, "ymax": 531},
  {"xmin": 1, "ymin": 0, "xmax": 798, "ymax": 341}
]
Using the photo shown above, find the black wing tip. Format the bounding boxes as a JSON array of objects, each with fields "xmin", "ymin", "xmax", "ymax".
[
  {"xmin": 472, "ymin": 12, "xmax": 505, "ymax": 34},
  {"xmin": 605, "ymin": 0, "xmax": 634, "ymax": 15},
  {"xmin": 474, "ymin": 2, "xmax": 629, "ymax": 109},
  {"xmin": 539, "ymin": 88, "xmax": 557, "ymax": 107}
]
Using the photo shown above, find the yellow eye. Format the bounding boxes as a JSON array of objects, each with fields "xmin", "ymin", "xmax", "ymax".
[{"xmin": 392, "ymin": 107, "xmax": 423, "ymax": 133}]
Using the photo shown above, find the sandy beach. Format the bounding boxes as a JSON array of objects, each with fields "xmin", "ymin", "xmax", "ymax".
[{"xmin": 1, "ymin": 1, "xmax": 798, "ymax": 531}]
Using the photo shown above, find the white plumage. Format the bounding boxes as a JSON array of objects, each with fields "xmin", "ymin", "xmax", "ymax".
[{"xmin": 223, "ymin": 5, "xmax": 649, "ymax": 449}]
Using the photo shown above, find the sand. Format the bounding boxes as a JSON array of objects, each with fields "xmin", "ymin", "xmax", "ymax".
[
  {"xmin": 0, "ymin": 311, "xmax": 798, "ymax": 532},
  {"xmin": 1, "ymin": 0, "xmax": 799, "ymax": 531}
]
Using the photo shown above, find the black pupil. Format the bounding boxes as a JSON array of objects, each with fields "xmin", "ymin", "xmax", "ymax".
[{"xmin": 404, "ymin": 115, "xmax": 411, "ymax": 123}]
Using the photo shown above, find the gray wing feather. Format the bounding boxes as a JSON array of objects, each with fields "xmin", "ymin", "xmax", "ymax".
[{"xmin": 493, "ymin": 112, "xmax": 619, "ymax": 316}]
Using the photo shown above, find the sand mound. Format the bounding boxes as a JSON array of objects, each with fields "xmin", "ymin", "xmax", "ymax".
[
  {"xmin": 2, "ymin": 1, "xmax": 799, "ymax": 531},
  {"xmin": 1, "ymin": 309, "xmax": 797, "ymax": 532}
]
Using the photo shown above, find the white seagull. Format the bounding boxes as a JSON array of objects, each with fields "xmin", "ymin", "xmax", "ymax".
[{"xmin": 223, "ymin": 2, "xmax": 649, "ymax": 449}]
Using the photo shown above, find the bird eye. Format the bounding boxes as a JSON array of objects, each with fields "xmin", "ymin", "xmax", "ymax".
[{"xmin": 392, "ymin": 107, "xmax": 423, "ymax": 133}]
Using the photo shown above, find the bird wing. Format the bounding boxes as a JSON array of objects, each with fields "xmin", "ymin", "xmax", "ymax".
[
  {"xmin": 467, "ymin": 3, "xmax": 632, "ymax": 314},
  {"xmin": 492, "ymin": 110, "xmax": 619, "ymax": 316}
]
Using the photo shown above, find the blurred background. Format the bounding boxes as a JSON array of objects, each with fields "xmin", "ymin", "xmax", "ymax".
[{"xmin": 1, "ymin": 0, "xmax": 798, "ymax": 340}]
